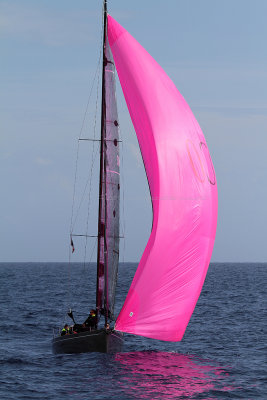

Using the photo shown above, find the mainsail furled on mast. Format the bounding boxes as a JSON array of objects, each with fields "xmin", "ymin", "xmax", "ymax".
[
  {"xmin": 108, "ymin": 15, "xmax": 218, "ymax": 341},
  {"xmin": 104, "ymin": 39, "xmax": 120, "ymax": 318},
  {"xmin": 96, "ymin": 24, "xmax": 120, "ymax": 320}
]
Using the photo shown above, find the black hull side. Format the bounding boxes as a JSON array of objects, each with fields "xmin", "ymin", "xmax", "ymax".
[{"xmin": 52, "ymin": 329, "xmax": 123, "ymax": 354}]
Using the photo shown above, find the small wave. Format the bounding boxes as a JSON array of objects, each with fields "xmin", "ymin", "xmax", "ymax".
[{"xmin": 0, "ymin": 357, "xmax": 33, "ymax": 366}]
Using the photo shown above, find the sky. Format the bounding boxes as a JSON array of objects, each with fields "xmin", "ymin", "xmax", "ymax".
[{"xmin": 1, "ymin": 0, "xmax": 267, "ymax": 262}]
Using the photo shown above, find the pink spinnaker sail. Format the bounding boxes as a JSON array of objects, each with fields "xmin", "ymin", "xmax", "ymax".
[{"xmin": 108, "ymin": 16, "xmax": 218, "ymax": 341}]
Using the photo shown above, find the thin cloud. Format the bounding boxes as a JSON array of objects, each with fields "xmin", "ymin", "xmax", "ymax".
[
  {"xmin": 192, "ymin": 105, "xmax": 267, "ymax": 117},
  {"xmin": 109, "ymin": 10, "xmax": 135, "ymax": 21},
  {"xmin": 0, "ymin": 2, "xmax": 100, "ymax": 46},
  {"xmin": 35, "ymin": 157, "xmax": 52, "ymax": 166}
]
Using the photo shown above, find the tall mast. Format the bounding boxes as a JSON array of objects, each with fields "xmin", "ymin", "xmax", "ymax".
[{"xmin": 96, "ymin": 0, "xmax": 108, "ymax": 326}]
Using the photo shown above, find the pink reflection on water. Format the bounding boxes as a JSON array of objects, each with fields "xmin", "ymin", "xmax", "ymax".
[{"xmin": 115, "ymin": 351, "xmax": 232, "ymax": 399}]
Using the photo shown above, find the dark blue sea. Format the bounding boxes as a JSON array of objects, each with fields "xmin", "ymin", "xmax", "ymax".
[{"xmin": 0, "ymin": 262, "xmax": 266, "ymax": 399}]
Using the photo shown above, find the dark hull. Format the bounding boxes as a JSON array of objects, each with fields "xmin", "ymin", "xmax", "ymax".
[{"xmin": 52, "ymin": 329, "xmax": 123, "ymax": 354}]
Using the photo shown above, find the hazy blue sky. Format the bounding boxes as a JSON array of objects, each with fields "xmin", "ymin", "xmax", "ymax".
[{"xmin": 1, "ymin": 0, "xmax": 267, "ymax": 262}]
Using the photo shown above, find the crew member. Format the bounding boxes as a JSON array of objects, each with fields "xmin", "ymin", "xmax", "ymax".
[
  {"xmin": 84, "ymin": 309, "xmax": 97, "ymax": 329},
  {"xmin": 105, "ymin": 323, "xmax": 110, "ymax": 331},
  {"xmin": 61, "ymin": 324, "xmax": 69, "ymax": 336}
]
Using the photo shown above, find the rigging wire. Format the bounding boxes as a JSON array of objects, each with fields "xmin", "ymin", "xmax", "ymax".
[
  {"xmin": 84, "ymin": 237, "xmax": 98, "ymax": 305},
  {"xmin": 67, "ymin": 14, "xmax": 104, "ymax": 309},
  {"xmin": 69, "ymin": 51, "xmax": 102, "ymax": 235},
  {"xmin": 71, "ymin": 62, "xmax": 101, "ymax": 235},
  {"xmin": 82, "ymin": 4, "xmax": 105, "ymax": 273},
  {"xmin": 83, "ymin": 67, "xmax": 102, "ymax": 270},
  {"xmin": 71, "ymin": 141, "xmax": 99, "ymax": 233},
  {"xmin": 70, "ymin": 6, "xmax": 104, "ymax": 236}
]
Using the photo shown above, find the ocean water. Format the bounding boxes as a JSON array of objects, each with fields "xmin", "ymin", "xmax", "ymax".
[{"xmin": 0, "ymin": 262, "xmax": 266, "ymax": 399}]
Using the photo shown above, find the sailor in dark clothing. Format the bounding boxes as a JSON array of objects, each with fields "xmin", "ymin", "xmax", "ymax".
[
  {"xmin": 105, "ymin": 323, "xmax": 110, "ymax": 331},
  {"xmin": 84, "ymin": 309, "xmax": 97, "ymax": 329},
  {"xmin": 61, "ymin": 324, "xmax": 69, "ymax": 336},
  {"xmin": 72, "ymin": 323, "xmax": 83, "ymax": 333}
]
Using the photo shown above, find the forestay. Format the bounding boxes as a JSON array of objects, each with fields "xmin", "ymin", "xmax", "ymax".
[{"xmin": 108, "ymin": 15, "xmax": 218, "ymax": 341}]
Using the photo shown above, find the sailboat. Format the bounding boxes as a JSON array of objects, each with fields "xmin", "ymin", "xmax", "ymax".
[{"xmin": 52, "ymin": 0, "xmax": 217, "ymax": 354}]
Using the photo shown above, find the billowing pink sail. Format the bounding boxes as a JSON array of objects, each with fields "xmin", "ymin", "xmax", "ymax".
[{"xmin": 108, "ymin": 15, "xmax": 218, "ymax": 341}]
